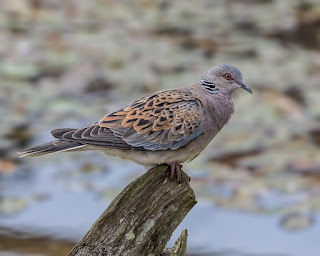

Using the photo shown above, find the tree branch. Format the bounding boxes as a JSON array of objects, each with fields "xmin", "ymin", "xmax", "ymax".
[
  {"xmin": 161, "ymin": 229, "xmax": 188, "ymax": 256},
  {"xmin": 67, "ymin": 165, "xmax": 197, "ymax": 256}
]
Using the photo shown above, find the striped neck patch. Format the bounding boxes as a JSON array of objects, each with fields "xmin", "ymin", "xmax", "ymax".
[{"xmin": 199, "ymin": 79, "xmax": 219, "ymax": 94}]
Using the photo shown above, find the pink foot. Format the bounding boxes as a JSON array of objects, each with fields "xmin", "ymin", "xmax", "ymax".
[{"xmin": 170, "ymin": 163, "xmax": 183, "ymax": 182}]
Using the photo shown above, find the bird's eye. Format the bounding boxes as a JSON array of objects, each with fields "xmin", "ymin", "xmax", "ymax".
[{"xmin": 223, "ymin": 73, "xmax": 233, "ymax": 80}]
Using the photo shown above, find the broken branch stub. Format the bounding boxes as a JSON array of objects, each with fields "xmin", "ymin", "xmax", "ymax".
[{"xmin": 68, "ymin": 165, "xmax": 197, "ymax": 256}]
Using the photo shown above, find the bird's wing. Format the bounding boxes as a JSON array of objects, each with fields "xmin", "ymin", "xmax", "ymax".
[
  {"xmin": 51, "ymin": 126, "xmax": 141, "ymax": 150},
  {"xmin": 98, "ymin": 89, "xmax": 203, "ymax": 151},
  {"xmin": 51, "ymin": 89, "xmax": 203, "ymax": 151}
]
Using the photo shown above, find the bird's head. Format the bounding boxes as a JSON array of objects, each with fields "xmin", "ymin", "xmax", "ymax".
[{"xmin": 199, "ymin": 64, "xmax": 252, "ymax": 95}]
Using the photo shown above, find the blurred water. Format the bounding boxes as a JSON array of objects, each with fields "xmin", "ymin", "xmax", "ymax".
[
  {"xmin": 172, "ymin": 204, "xmax": 320, "ymax": 256},
  {"xmin": 0, "ymin": 154, "xmax": 319, "ymax": 256}
]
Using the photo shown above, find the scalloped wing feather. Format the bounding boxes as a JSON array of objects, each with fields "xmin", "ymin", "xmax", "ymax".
[{"xmin": 99, "ymin": 89, "xmax": 203, "ymax": 151}]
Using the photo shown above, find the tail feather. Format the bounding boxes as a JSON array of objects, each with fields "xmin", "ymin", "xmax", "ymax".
[
  {"xmin": 51, "ymin": 128, "xmax": 77, "ymax": 139},
  {"xmin": 18, "ymin": 140, "xmax": 85, "ymax": 158}
]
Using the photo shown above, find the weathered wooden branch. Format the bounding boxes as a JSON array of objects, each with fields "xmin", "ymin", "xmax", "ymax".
[
  {"xmin": 161, "ymin": 229, "xmax": 188, "ymax": 256},
  {"xmin": 68, "ymin": 165, "xmax": 197, "ymax": 256}
]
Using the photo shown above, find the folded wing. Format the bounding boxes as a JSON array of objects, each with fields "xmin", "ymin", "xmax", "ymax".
[
  {"xmin": 52, "ymin": 89, "xmax": 203, "ymax": 151},
  {"xmin": 99, "ymin": 89, "xmax": 203, "ymax": 151}
]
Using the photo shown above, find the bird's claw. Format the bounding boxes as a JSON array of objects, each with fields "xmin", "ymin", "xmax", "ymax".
[{"xmin": 170, "ymin": 163, "xmax": 183, "ymax": 183}]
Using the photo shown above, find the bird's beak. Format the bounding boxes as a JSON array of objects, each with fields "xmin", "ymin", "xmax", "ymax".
[{"xmin": 238, "ymin": 82, "xmax": 252, "ymax": 94}]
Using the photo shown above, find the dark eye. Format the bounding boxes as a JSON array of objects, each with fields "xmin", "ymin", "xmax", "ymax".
[{"xmin": 223, "ymin": 73, "xmax": 233, "ymax": 80}]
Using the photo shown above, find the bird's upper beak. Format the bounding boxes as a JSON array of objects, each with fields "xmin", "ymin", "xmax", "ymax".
[{"xmin": 238, "ymin": 81, "xmax": 252, "ymax": 94}]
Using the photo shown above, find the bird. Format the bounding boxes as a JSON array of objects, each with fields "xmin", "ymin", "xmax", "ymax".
[{"xmin": 18, "ymin": 64, "xmax": 252, "ymax": 182}]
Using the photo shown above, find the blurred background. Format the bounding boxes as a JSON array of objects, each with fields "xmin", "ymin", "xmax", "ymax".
[{"xmin": 1, "ymin": 0, "xmax": 320, "ymax": 255}]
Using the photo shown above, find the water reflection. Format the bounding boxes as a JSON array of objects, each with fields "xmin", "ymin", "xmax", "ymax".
[{"xmin": 0, "ymin": 226, "xmax": 74, "ymax": 256}]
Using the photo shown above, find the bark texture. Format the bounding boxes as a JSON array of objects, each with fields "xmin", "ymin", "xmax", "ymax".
[
  {"xmin": 161, "ymin": 229, "xmax": 188, "ymax": 256},
  {"xmin": 67, "ymin": 165, "xmax": 197, "ymax": 256}
]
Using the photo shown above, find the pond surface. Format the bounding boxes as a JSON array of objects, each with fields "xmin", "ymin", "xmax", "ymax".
[{"xmin": 0, "ymin": 154, "xmax": 319, "ymax": 256}]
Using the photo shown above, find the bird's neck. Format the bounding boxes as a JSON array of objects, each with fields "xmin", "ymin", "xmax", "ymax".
[
  {"xmin": 191, "ymin": 84, "xmax": 235, "ymax": 131},
  {"xmin": 210, "ymin": 93, "xmax": 234, "ymax": 132}
]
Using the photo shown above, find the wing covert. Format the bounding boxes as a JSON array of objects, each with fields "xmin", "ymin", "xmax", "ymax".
[{"xmin": 99, "ymin": 89, "xmax": 203, "ymax": 151}]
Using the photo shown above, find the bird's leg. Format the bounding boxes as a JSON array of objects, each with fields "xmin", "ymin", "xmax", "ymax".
[
  {"xmin": 176, "ymin": 164, "xmax": 182, "ymax": 183},
  {"xmin": 170, "ymin": 162, "xmax": 183, "ymax": 182}
]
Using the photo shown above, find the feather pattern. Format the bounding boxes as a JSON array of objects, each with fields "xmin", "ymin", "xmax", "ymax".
[
  {"xmin": 17, "ymin": 140, "xmax": 85, "ymax": 157},
  {"xmin": 199, "ymin": 79, "xmax": 219, "ymax": 94},
  {"xmin": 51, "ymin": 126, "xmax": 144, "ymax": 150},
  {"xmin": 99, "ymin": 89, "xmax": 203, "ymax": 151}
]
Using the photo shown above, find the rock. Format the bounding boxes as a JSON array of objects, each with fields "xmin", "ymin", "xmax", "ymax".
[
  {"xmin": 0, "ymin": 160, "xmax": 17, "ymax": 174},
  {"xmin": 84, "ymin": 76, "xmax": 115, "ymax": 94},
  {"xmin": 0, "ymin": 197, "xmax": 28, "ymax": 215},
  {"xmin": 5, "ymin": 123, "xmax": 33, "ymax": 148},
  {"xmin": 309, "ymin": 127, "xmax": 320, "ymax": 147},
  {"xmin": 286, "ymin": 159, "xmax": 320, "ymax": 177},
  {"xmin": 209, "ymin": 146, "xmax": 265, "ymax": 168},
  {"xmin": 0, "ymin": 62, "xmax": 40, "ymax": 81},
  {"xmin": 284, "ymin": 84, "xmax": 306, "ymax": 106},
  {"xmin": 266, "ymin": 2, "xmax": 320, "ymax": 50},
  {"xmin": 280, "ymin": 212, "xmax": 314, "ymax": 231},
  {"xmin": 179, "ymin": 35, "xmax": 217, "ymax": 58}
]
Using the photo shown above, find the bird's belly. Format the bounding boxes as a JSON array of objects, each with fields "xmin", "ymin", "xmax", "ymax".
[
  {"xmin": 100, "ymin": 146, "xmax": 202, "ymax": 166},
  {"xmin": 99, "ymin": 133, "xmax": 212, "ymax": 166}
]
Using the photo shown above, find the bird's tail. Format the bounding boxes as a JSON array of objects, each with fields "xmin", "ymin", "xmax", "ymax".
[{"xmin": 17, "ymin": 140, "xmax": 85, "ymax": 158}]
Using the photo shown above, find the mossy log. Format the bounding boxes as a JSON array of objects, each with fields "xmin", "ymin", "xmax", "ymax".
[{"xmin": 67, "ymin": 165, "xmax": 197, "ymax": 256}]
